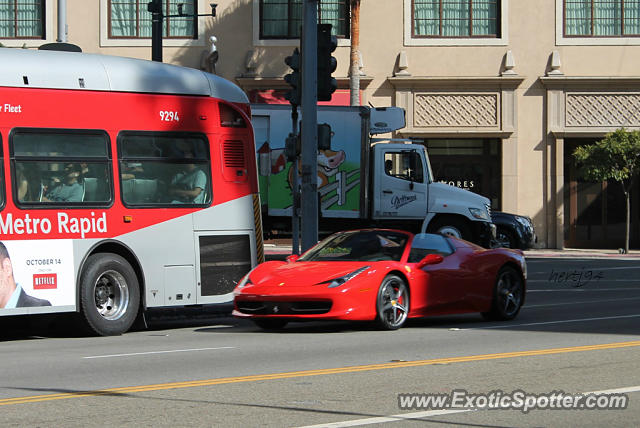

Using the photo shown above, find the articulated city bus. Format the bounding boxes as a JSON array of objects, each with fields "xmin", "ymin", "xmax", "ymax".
[{"xmin": 0, "ymin": 48, "xmax": 263, "ymax": 335}]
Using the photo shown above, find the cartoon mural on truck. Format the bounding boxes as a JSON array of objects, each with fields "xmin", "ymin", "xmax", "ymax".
[{"xmin": 254, "ymin": 108, "xmax": 364, "ymax": 218}]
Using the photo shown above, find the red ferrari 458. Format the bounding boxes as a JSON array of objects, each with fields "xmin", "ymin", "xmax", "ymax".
[{"xmin": 233, "ymin": 229, "xmax": 527, "ymax": 330}]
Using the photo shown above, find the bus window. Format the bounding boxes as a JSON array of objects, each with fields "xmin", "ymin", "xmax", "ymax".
[
  {"xmin": 219, "ymin": 103, "xmax": 247, "ymax": 128},
  {"xmin": 118, "ymin": 132, "xmax": 212, "ymax": 206},
  {"xmin": 11, "ymin": 130, "xmax": 112, "ymax": 206},
  {"xmin": 0, "ymin": 136, "xmax": 3, "ymax": 208}
]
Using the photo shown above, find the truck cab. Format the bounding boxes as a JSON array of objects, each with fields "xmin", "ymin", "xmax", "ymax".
[{"xmin": 371, "ymin": 142, "xmax": 495, "ymax": 247}]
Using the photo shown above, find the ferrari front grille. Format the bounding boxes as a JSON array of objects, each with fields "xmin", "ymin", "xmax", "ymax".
[{"xmin": 236, "ymin": 300, "xmax": 332, "ymax": 315}]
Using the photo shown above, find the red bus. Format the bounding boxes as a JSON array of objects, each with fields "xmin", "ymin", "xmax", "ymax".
[{"xmin": 0, "ymin": 48, "xmax": 263, "ymax": 335}]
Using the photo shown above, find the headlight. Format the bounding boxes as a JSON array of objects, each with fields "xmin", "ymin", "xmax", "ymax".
[
  {"xmin": 521, "ymin": 259, "xmax": 528, "ymax": 280},
  {"xmin": 469, "ymin": 207, "xmax": 490, "ymax": 220},
  {"xmin": 236, "ymin": 273, "xmax": 253, "ymax": 289},
  {"xmin": 320, "ymin": 266, "xmax": 370, "ymax": 288},
  {"xmin": 515, "ymin": 216, "xmax": 531, "ymax": 228}
]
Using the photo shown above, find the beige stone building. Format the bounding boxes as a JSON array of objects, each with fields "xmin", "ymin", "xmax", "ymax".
[{"xmin": 4, "ymin": 0, "xmax": 640, "ymax": 249}]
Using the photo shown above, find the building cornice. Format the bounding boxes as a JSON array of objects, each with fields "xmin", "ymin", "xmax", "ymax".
[
  {"xmin": 387, "ymin": 76, "xmax": 525, "ymax": 89},
  {"xmin": 540, "ymin": 76, "xmax": 640, "ymax": 89},
  {"xmin": 236, "ymin": 76, "xmax": 374, "ymax": 90}
]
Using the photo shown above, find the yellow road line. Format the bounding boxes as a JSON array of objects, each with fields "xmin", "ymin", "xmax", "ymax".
[{"xmin": 2, "ymin": 340, "xmax": 640, "ymax": 406}]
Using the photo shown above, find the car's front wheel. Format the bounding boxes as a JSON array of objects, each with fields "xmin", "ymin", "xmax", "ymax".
[
  {"xmin": 482, "ymin": 266, "xmax": 524, "ymax": 321},
  {"xmin": 375, "ymin": 274, "xmax": 409, "ymax": 330}
]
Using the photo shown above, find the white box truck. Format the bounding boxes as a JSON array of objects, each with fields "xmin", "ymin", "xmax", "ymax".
[{"xmin": 252, "ymin": 104, "xmax": 495, "ymax": 247}]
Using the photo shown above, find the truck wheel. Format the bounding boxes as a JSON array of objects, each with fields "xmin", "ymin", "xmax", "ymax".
[
  {"xmin": 430, "ymin": 218, "xmax": 471, "ymax": 241},
  {"xmin": 79, "ymin": 253, "xmax": 140, "ymax": 336}
]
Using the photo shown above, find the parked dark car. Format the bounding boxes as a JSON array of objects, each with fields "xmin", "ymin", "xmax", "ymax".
[{"xmin": 491, "ymin": 211, "xmax": 537, "ymax": 249}]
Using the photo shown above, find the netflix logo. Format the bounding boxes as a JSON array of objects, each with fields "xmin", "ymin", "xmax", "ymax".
[{"xmin": 33, "ymin": 273, "xmax": 57, "ymax": 290}]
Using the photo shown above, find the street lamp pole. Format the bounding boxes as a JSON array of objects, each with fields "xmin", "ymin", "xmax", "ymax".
[{"xmin": 147, "ymin": 1, "xmax": 218, "ymax": 62}]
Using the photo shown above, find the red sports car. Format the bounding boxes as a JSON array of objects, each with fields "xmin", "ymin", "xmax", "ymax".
[{"xmin": 233, "ymin": 229, "xmax": 526, "ymax": 330}]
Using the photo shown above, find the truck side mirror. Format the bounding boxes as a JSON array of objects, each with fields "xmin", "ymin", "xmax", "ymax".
[{"xmin": 416, "ymin": 253, "xmax": 443, "ymax": 268}]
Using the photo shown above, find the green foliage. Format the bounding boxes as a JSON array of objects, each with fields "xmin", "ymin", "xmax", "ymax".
[{"xmin": 573, "ymin": 128, "xmax": 640, "ymax": 186}]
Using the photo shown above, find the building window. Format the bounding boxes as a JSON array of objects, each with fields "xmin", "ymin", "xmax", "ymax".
[
  {"xmin": 109, "ymin": 0, "xmax": 196, "ymax": 39},
  {"xmin": 412, "ymin": 0, "xmax": 499, "ymax": 37},
  {"xmin": 0, "ymin": 0, "xmax": 44, "ymax": 39},
  {"xmin": 425, "ymin": 139, "xmax": 502, "ymax": 209},
  {"xmin": 565, "ymin": 0, "xmax": 640, "ymax": 36},
  {"xmin": 260, "ymin": 0, "xmax": 349, "ymax": 39}
]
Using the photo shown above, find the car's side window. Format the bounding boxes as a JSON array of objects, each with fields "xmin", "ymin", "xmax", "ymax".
[{"xmin": 408, "ymin": 233, "xmax": 454, "ymax": 262}]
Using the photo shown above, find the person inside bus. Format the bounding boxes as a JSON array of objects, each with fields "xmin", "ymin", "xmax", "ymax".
[
  {"xmin": 121, "ymin": 162, "xmax": 145, "ymax": 180},
  {"xmin": 15, "ymin": 163, "xmax": 40, "ymax": 202},
  {"xmin": 42, "ymin": 163, "xmax": 84, "ymax": 202},
  {"xmin": 168, "ymin": 152, "xmax": 207, "ymax": 204},
  {"xmin": 0, "ymin": 241, "xmax": 51, "ymax": 309}
]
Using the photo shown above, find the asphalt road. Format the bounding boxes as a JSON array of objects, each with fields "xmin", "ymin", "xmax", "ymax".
[{"xmin": 1, "ymin": 257, "xmax": 639, "ymax": 427}]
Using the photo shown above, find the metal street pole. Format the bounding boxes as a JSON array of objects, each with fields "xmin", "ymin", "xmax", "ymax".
[
  {"xmin": 291, "ymin": 106, "xmax": 300, "ymax": 255},
  {"xmin": 301, "ymin": 0, "xmax": 318, "ymax": 252},
  {"xmin": 149, "ymin": 0, "xmax": 163, "ymax": 62}
]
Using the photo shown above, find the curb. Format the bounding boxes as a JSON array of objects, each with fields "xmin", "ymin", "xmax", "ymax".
[{"xmin": 264, "ymin": 245, "xmax": 640, "ymax": 259}]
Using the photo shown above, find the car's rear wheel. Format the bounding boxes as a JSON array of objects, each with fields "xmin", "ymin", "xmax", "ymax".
[
  {"xmin": 253, "ymin": 319, "xmax": 288, "ymax": 330},
  {"xmin": 375, "ymin": 274, "xmax": 409, "ymax": 330},
  {"xmin": 482, "ymin": 266, "xmax": 524, "ymax": 321}
]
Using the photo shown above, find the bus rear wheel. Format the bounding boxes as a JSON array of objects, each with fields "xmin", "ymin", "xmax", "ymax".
[{"xmin": 79, "ymin": 253, "xmax": 140, "ymax": 336}]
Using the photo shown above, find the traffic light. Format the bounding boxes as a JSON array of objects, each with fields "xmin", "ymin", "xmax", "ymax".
[
  {"xmin": 285, "ymin": 133, "xmax": 300, "ymax": 161},
  {"xmin": 317, "ymin": 24, "xmax": 337, "ymax": 102},
  {"xmin": 284, "ymin": 48, "xmax": 301, "ymax": 106},
  {"xmin": 317, "ymin": 123, "xmax": 332, "ymax": 150}
]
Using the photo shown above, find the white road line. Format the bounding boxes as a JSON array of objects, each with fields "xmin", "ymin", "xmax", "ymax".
[
  {"xmin": 460, "ymin": 314, "xmax": 640, "ymax": 330},
  {"xmin": 529, "ymin": 265, "xmax": 640, "ymax": 275},
  {"xmin": 297, "ymin": 386, "xmax": 640, "ymax": 427},
  {"xmin": 528, "ymin": 279, "xmax": 640, "ymax": 283},
  {"xmin": 83, "ymin": 346, "xmax": 235, "ymax": 359},
  {"xmin": 587, "ymin": 385, "xmax": 640, "ymax": 395},
  {"xmin": 528, "ymin": 288, "xmax": 640, "ymax": 292},
  {"xmin": 295, "ymin": 409, "xmax": 473, "ymax": 428},
  {"xmin": 524, "ymin": 297, "xmax": 640, "ymax": 308}
]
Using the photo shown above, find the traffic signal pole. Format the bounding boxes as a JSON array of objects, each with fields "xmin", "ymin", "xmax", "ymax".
[
  {"xmin": 149, "ymin": 0, "xmax": 163, "ymax": 62},
  {"xmin": 300, "ymin": 0, "xmax": 318, "ymax": 252}
]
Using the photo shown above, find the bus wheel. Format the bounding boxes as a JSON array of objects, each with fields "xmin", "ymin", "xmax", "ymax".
[{"xmin": 80, "ymin": 253, "xmax": 140, "ymax": 336}]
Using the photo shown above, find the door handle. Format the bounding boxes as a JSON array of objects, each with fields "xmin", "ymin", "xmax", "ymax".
[{"xmin": 383, "ymin": 190, "xmax": 393, "ymax": 194}]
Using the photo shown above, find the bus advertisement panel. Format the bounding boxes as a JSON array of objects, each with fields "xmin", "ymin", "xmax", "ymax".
[{"xmin": 0, "ymin": 239, "xmax": 74, "ymax": 310}]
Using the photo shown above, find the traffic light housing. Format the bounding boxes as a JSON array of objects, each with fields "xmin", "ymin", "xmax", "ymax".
[
  {"xmin": 284, "ymin": 48, "xmax": 301, "ymax": 106},
  {"xmin": 317, "ymin": 123, "xmax": 332, "ymax": 150},
  {"xmin": 285, "ymin": 133, "xmax": 301, "ymax": 161},
  {"xmin": 317, "ymin": 24, "xmax": 337, "ymax": 102}
]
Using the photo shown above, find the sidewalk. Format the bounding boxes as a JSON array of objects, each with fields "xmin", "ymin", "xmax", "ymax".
[{"xmin": 264, "ymin": 242, "xmax": 640, "ymax": 259}]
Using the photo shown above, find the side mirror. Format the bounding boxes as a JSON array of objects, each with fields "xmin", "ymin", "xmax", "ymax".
[
  {"xmin": 416, "ymin": 253, "xmax": 443, "ymax": 268},
  {"xmin": 286, "ymin": 254, "xmax": 300, "ymax": 263}
]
